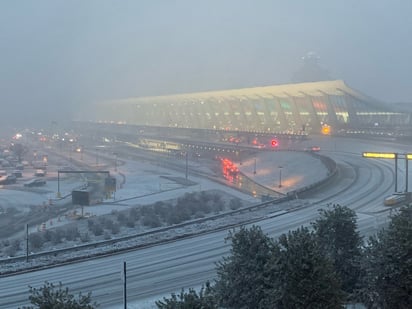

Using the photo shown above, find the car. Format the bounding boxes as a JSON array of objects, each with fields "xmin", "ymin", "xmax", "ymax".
[
  {"xmin": 12, "ymin": 170, "xmax": 23, "ymax": 178},
  {"xmin": 24, "ymin": 178, "xmax": 46, "ymax": 187},
  {"xmin": 384, "ymin": 192, "xmax": 408, "ymax": 206},
  {"xmin": 304, "ymin": 146, "xmax": 321, "ymax": 152},
  {"xmin": 15, "ymin": 164, "xmax": 24, "ymax": 170},
  {"xmin": 34, "ymin": 169, "xmax": 46, "ymax": 177},
  {"xmin": 1, "ymin": 161, "xmax": 11, "ymax": 168},
  {"xmin": 0, "ymin": 175, "xmax": 17, "ymax": 185}
]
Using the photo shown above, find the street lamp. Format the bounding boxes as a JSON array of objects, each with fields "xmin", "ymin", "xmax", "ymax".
[
  {"xmin": 185, "ymin": 151, "xmax": 188, "ymax": 180},
  {"xmin": 237, "ymin": 143, "xmax": 242, "ymax": 165},
  {"xmin": 253, "ymin": 157, "xmax": 257, "ymax": 175},
  {"xmin": 278, "ymin": 166, "xmax": 283, "ymax": 188},
  {"xmin": 113, "ymin": 152, "xmax": 118, "ymax": 172}
]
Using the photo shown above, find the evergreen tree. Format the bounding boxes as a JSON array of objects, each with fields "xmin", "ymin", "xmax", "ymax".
[
  {"xmin": 312, "ymin": 204, "xmax": 363, "ymax": 295},
  {"xmin": 20, "ymin": 281, "xmax": 98, "ymax": 309},
  {"xmin": 265, "ymin": 227, "xmax": 345, "ymax": 309},
  {"xmin": 359, "ymin": 205, "xmax": 412, "ymax": 308},
  {"xmin": 214, "ymin": 225, "xmax": 274, "ymax": 308},
  {"xmin": 155, "ymin": 282, "xmax": 217, "ymax": 309}
]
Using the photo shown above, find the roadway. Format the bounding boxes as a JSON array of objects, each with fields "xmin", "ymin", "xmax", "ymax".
[{"xmin": 0, "ymin": 135, "xmax": 407, "ymax": 308}]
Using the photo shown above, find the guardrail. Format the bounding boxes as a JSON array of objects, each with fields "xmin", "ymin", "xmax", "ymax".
[
  {"xmin": 0, "ymin": 149, "xmax": 338, "ymax": 272},
  {"xmin": 0, "ymin": 194, "xmax": 291, "ymax": 269},
  {"xmin": 287, "ymin": 152, "xmax": 338, "ymax": 198}
]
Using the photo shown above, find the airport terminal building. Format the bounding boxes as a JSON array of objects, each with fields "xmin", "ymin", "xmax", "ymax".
[{"xmin": 86, "ymin": 80, "xmax": 408, "ymax": 134}]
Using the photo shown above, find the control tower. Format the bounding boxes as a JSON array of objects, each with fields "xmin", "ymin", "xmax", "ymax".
[{"xmin": 291, "ymin": 51, "xmax": 332, "ymax": 83}]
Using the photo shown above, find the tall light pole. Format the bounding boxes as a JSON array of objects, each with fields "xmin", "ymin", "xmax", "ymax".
[
  {"xmin": 253, "ymin": 157, "xmax": 257, "ymax": 175},
  {"xmin": 114, "ymin": 152, "xmax": 118, "ymax": 172},
  {"xmin": 185, "ymin": 151, "xmax": 188, "ymax": 180},
  {"xmin": 278, "ymin": 166, "xmax": 283, "ymax": 188}
]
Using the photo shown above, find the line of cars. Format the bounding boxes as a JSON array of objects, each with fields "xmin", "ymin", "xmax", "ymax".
[
  {"xmin": 0, "ymin": 171, "xmax": 46, "ymax": 187},
  {"xmin": 0, "ymin": 145, "xmax": 48, "ymax": 187},
  {"xmin": 0, "ymin": 167, "xmax": 46, "ymax": 187},
  {"xmin": 0, "ymin": 169, "xmax": 21, "ymax": 185}
]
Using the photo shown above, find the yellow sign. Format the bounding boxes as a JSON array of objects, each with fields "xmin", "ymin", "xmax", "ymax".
[
  {"xmin": 321, "ymin": 125, "xmax": 331, "ymax": 135},
  {"xmin": 362, "ymin": 152, "xmax": 396, "ymax": 159}
]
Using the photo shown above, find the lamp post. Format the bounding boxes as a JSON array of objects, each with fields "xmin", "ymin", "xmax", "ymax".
[
  {"xmin": 253, "ymin": 157, "xmax": 257, "ymax": 175},
  {"xmin": 278, "ymin": 166, "xmax": 283, "ymax": 188},
  {"xmin": 185, "ymin": 151, "xmax": 188, "ymax": 180},
  {"xmin": 237, "ymin": 143, "xmax": 242, "ymax": 165},
  {"xmin": 114, "ymin": 152, "xmax": 118, "ymax": 172}
]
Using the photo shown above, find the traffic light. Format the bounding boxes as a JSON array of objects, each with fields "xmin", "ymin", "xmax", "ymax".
[{"xmin": 271, "ymin": 139, "xmax": 278, "ymax": 147}]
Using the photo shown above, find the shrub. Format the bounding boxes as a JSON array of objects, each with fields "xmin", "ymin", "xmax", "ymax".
[
  {"xmin": 103, "ymin": 218, "xmax": 114, "ymax": 230},
  {"xmin": 91, "ymin": 223, "xmax": 103, "ymax": 236},
  {"xmin": 87, "ymin": 219, "xmax": 95, "ymax": 229},
  {"xmin": 229, "ymin": 198, "xmax": 242, "ymax": 210},
  {"xmin": 111, "ymin": 223, "xmax": 120, "ymax": 234},
  {"xmin": 129, "ymin": 208, "xmax": 140, "ymax": 220},
  {"xmin": 142, "ymin": 213, "xmax": 162, "ymax": 228},
  {"xmin": 154, "ymin": 201, "xmax": 168, "ymax": 217},
  {"xmin": 166, "ymin": 212, "xmax": 182, "ymax": 225},
  {"xmin": 126, "ymin": 218, "xmax": 135, "ymax": 228},
  {"xmin": 103, "ymin": 231, "xmax": 111, "ymax": 240},
  {"xmin": 50, "ymin": 229, "xmax": 65, "ymax": 245},
  {"xmin": 43, "ymin": 230, "xmax": 53, "ymax": 242},
  {"xmin": 212, "ymin": 193, "xmax": 222, "ymax": 205},
  {"xmin": 174, "ymin": 203, "xmax": 191, "ymax": 222},
  {"xmin": 30, "ymin": 233, "xmax": 44, "ymax": 250},
  {"xmin": 11, "ymin": 239, "xmax": 21, "ymax": 251},
  {"xmin": 117, "ymin": 212, "xmax": 127, "ymax": 224},
  {"xmin": 65, "ymin": 226, "xmax": 80, "ymax": 241},
  {"xmin": 4, "ymin": 245, "xmax": 17, "ymax": 257},
  {"xmin": 80, "ymin": 232, "xmax": 90, "ymax": 243}
]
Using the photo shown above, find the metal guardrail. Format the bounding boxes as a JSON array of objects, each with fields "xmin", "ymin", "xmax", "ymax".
[
  {"xmin": 0, "ymin": 149, "xmax": 338, "ymax": 271},
  {"xmin": 0, "ymin": 194, "xmax": 291, "ymax": 268},
  {"xmin": 287, "ymin": 152, "xmax": 338, "ymax": 198}
]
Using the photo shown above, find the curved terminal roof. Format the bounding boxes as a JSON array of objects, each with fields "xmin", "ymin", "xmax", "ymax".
[
  {"xmin": 106, "ymin": 80, "xmax": 386, "ymax": 109},
  {"xmin": 84, "ymin": 79, "xmax": 408, "ymax": 132}
]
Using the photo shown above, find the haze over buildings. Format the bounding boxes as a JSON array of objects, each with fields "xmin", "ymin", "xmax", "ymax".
[{"xmin": 1, "ymin": 1, "xmax": 412, "ymax": 127}]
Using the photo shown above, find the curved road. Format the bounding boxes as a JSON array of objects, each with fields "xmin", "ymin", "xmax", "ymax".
[{"xmin": 0, "ymin": 136, "xmax": 407, "ymax": 308}]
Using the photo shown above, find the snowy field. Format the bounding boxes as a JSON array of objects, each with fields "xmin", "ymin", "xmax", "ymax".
[
  {"xmin": 0, "ymin": 150, "xmax": 328, "ymax": 236},
  {"xmin": 0, "ymin": 149, "xmax": 330, "ymax": 308}
]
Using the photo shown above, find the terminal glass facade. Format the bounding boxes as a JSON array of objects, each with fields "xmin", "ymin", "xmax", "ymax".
[{"xmin": 88, "ymin": 80, "xmax": 409, "ymax": 134}]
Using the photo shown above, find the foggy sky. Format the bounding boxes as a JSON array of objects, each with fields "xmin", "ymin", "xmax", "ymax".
[{"xmin": 1, "ymin": 0, "xmax": 412, "ymax": 128}]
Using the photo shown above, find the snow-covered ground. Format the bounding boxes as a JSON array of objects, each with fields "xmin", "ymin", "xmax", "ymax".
[
  {"xmin": 1, "ymin": 149, "xmax": 327, "ymax": 235},
  {"xmin": 0, "ymin": 148, "xmax": 329, "ymax": 308}
]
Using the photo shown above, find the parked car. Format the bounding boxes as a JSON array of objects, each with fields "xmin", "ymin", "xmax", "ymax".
[
  {"xmin": 24, "ymin": 178, "xmax": 46, "ymax": 187},
  {"xmin": 15, "ymin": 164, "xmax": 24, "ymax": 170},
  {"xmin": 0, "ymin": 175, "xmax": 17, "ymax": 185},
  {"xmin": 0, "ymin": 161, "xmax": 11, "ymax": 168},
  {"xmin": 34, "ymin": 169, "xmax": 46, "ymax": 177},
  {"xmin": 12, "ymin": 170, "xmax": 23, "ymax": 178}
]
